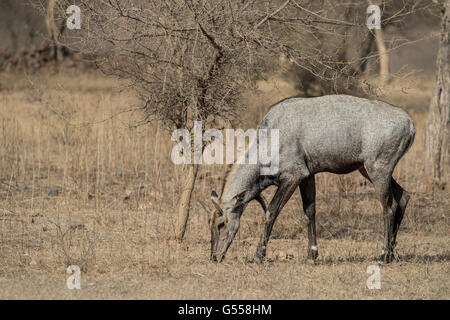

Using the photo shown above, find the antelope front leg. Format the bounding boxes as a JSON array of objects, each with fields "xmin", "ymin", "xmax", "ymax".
[
  {"xmin": 255, "ymin": 180, "xmax": 299, "ymax": 263},
  {"xmin": 299, "ymin": 175, "xmax": 318, "ymax": 260}
]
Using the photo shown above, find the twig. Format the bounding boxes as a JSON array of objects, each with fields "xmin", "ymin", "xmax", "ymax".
[{"xmin": 254, "ymin": 0, "xmax": 291, "ymax": 29}]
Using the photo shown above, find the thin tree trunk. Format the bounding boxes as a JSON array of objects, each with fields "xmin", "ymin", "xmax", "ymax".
[
  {"xmin": 354, "ymin": 29, "xmax": 375, "ymax": 75},
  {"xmin": 46, "ymin": 0, "xmax": 63, "ymax": 63},
  {"xmin": 175, "ymin": 164, "xmax": 199, "ymax": 240},
  {"xmin": 368, "ymin": 0, "xmax": 389, "ymax": 85},
  {"xmin": 374, "ymin": 27, "xmax": 389, "ymax": 85},
  {"xmin": 425, "ymin": 0, "xmax": 449, "ymax": 186}
]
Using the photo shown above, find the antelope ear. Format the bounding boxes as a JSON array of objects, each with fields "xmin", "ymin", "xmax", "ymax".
[
  {"xmin": 210, "ymin": 189, "xmax": 223, "ymax": 216},
  {"xmin": 211, "ymin": 189, "xmax": 219, "ymax": 200}
]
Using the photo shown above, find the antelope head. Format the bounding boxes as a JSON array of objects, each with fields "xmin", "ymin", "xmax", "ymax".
[{"xmin": 201, "ymin": 189, "xmax": 267, "ymax": 262}]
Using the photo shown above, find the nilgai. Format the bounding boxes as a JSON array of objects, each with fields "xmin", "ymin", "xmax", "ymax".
[{"xmin": 206, "ymin": 95, "xmax": 415, "ymax": 264}]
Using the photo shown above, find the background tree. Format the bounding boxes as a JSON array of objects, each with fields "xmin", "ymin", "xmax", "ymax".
[
  {"xmin": 45, "ymin": 0, "xmax": 66, "ymax": 63},
  {"xmin": 285, "ymin": 0, "xmax": 435, "ymax": 94},
  {"xmin": 426, "ymin": 0, "xmax": 449, "ymax": 187}
]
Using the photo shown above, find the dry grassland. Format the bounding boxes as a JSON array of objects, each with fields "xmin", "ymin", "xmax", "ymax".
[{"xmin": 0, "ymin": 70, "xmax": 448, "ymax": 299}]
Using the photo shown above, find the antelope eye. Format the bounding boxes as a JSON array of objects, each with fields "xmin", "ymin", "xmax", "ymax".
[{"xmin": 217, "ymin": 221, "xmax": 225, "ymax": 229}]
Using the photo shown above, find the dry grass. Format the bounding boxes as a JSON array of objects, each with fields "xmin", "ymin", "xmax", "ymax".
[{"xmin": 0, "ymin": 70, "xmax": 448, "ymax": 299}]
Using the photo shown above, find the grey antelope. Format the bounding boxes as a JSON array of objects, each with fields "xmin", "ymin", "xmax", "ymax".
[{"xmin": 203, "ymin": 95, "xmax": 415, "ymax": 264}]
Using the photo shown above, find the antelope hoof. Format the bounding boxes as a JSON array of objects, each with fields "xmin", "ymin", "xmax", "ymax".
[
  {"xmin": 308, "ymin": 246, "xmax": 319, "ymax": 260},
  {"xmin": 254, "ymin": 255, "xmax": 264, "ymax": 264},
  {"xmin": 378, "ymin": 250, "xmax": 394, "ymax": 264},
  {"xmin": 255, "ymin": 247, "xmax": 266, "ymax": 264}
]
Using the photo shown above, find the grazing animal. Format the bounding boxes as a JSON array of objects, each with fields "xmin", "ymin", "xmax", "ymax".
[{"xmin": 206, "ymin": 95, "xmax": 415, "ymax": 264}]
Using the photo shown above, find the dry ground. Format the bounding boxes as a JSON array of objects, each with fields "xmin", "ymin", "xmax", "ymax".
[{"xmin": 0, "ymin": 70, "xmax": 448, "ymax": 299}]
